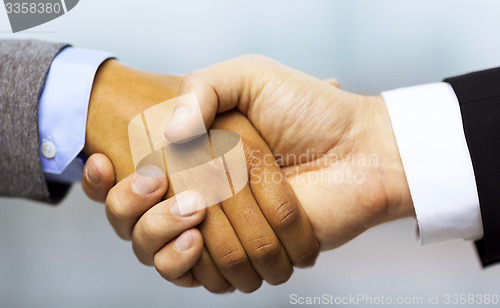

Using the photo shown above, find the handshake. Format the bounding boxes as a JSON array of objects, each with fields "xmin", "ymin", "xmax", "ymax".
[{"xmin": 81, "ymin": 55, "xmax": 414, "ymax": 293}]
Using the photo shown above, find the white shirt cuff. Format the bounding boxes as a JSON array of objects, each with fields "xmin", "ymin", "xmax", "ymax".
[
  {"xmin": 382, "ymin": 82, "xmax": 483, "ymax": 244},
  {"xmin": 38, "ymin": 47, "xmax": 114, "ymax": 183}
]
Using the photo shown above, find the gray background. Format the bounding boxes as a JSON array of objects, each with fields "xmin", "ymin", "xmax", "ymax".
[{"xmin": 1, "ymin": 0, "xmax": 500, "ymax": 307}]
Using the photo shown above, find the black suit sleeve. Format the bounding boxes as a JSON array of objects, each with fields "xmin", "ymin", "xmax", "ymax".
[{"xmin": 444, "ymin": 68, "xmax": 500, "ymax": 267}]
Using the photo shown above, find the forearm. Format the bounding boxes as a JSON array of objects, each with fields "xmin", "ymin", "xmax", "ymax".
[{"xmin": 0, "ymin": 40, "xmax": 69, "ymax": 202}]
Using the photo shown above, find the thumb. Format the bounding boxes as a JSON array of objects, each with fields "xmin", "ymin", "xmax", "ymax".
[
  {"xmin": 82, "ymin": 153, "xmax": 116, "ymax": 203},
  {"xmin": 163, "ymin": 55, "xmax": 269, "ymax": 143}
]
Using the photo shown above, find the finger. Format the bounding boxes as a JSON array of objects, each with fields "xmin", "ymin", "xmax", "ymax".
[
  {"xmin": 164, "ymin": 55, "xmax": 276, "ymax": 143},
  {"xmin": 81, "ymin": 153, "xmax": 116, "ymax": 203},
  {"xmin": 250, "ymin": 155, "xmax": 319, "ymax": 268},
  {"xmin": 213, "ymin": 112, "xmax": 319, "ymax": 268},
  {"xmin": 221, "ymin": 185, "xmax": 293, "ymax": 285},
  {"xmin": 154, "ymin": 229, "xmax": 204, "ymax": 285},
  {"xmin": 191, "ymin": 248, "xmax": 235, "ymax": 294},
  {"xmin": 166, "ymin": 271, "xmax": 201, "ymax": 289},
  {"xmin": 132, "ymin": 190, "xmax": 206, "ymax": 265},
  {"xmin": 323, "ymin": 78, "xmax": 340, "ymax": 88},
  {"xmin": 105, "ymin": 165, "xmax": 168, "ymax": 240},
  {"xmin": 199, "ymin": 203, "xmax": 263, "ymax": 293},
  {"xmin": 160, "ymin": 178, "xmax": 242, "ymax": 293}
]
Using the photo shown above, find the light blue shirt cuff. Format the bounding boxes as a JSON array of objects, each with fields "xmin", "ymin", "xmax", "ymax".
[{"xmin": 38, "ymin": 47, "xmax": 115, "ymax": 183}]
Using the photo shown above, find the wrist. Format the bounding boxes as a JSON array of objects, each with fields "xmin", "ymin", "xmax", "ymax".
[
  {"xmin": 83, "ymin": 60, "xmax": 182, "ymax": 181},
  {"xmin": 368, "ymin": 96, "xmax": 415, "ymax": 221},
  {"xmin": 356, "ymin": 95, "xmax": 415, "ymax": 222}
]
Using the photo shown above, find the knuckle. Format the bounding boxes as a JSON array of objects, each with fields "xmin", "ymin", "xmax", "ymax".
[
  {"xmin": 105, "ymin": 189, "xmax": 129, "ymax": 221},
  {"xmin": 293, "ymin": 243, "xmax": 320, "ymax": 268},
  {"xmin": 250, "ymin": 238, "xmax": 282, "ymax": 267},
  {"xmin": 243, "ymin": 142, "xmax": 263, "ymax": 168},
  {"xmin": 218, "ymin": 249, "xmax": 249, "ymax": 274},
  {"xmin": 139, "ymin": 213, "xmax": 163, "ymax": 240},
  {"xmin": 132, "ymin": 242, "xmax": 154, "ymax": 266},
  {"xmin": 274, "ymin": 199, "xmax": 301, "ymax": 231},
  {"xmin": 154, "ymin": 254, "xmax": 177, "ymax": 281}
]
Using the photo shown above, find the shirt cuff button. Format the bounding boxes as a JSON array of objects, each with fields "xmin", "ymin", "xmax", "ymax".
[{"xmin": 41, "ymin": 141, "xmax": 57, "ymax": 159}]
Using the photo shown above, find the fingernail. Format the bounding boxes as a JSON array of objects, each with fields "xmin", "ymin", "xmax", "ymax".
[
  {"xmin": 165, "ymin": 106, "xmax": 190, "ymax": 141},
  {"xmin": 85, "ymin": 163, "xmax": 100, "ymax": 184},
  {"xmin": 132, "ymin": 165, "xmax": 165, "ymax": 195},
  {"xmin": 171, "ymin": 106, "xmax": 190, "ymax": 127},
  {"xmin": 171, "ymin": 192, "xmax": 203, "ymax": 217},
  {"xmin": 174, "ymin": 230, "xmax": 193, "ymax": 251}
]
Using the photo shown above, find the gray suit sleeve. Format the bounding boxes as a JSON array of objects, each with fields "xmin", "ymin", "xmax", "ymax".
[{"xmin": 0, "ymin": 39, "xmax": 70, "ymax": 203}]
